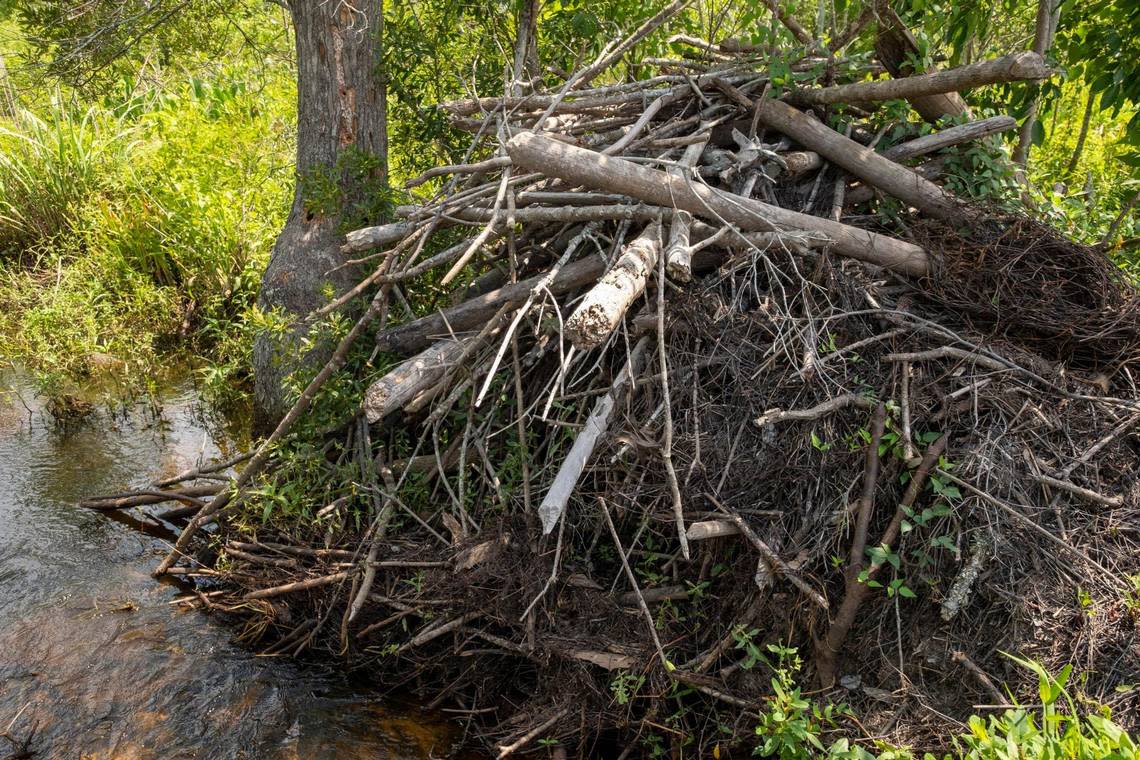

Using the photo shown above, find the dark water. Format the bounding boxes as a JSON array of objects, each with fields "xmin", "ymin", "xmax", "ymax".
[{"xmin": 0, "ymin": 374, "xmax": 471, "ymax": 759}]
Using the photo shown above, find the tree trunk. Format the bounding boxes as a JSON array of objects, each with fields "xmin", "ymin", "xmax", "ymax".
[
  {"xmin": 253, "ymin": 0, "xmax": 388, "ymax": 428},
  {"xmin": 1013, "ymin": 0, "xmax": 1061, "ymax": 167},
  {"xmin": 873, "ymin": 1, "xmax": 968, "ymax": 123}
]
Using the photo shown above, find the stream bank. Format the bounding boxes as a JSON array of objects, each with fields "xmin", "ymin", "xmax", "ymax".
[{"xmin": 0, "ymin": 370, "xmax": 477, "ymax": 759}]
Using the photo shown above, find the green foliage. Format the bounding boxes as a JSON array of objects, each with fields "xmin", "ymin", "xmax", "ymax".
[
  {"xmin": 956, "ymin": 655, "xmax": 1139, "ymax": 760},
  {"xmin": 0, "ymin": 53, "xmax": 293, "ymax": 394},
  {"xmin": 0, "ymin": 101, "xmax": 135, "ymax": 256}
]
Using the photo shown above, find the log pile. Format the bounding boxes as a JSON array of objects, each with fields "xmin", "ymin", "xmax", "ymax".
[{"xmin": 88, "ymin": 24, "xmax": 1140, "ymax": 759}]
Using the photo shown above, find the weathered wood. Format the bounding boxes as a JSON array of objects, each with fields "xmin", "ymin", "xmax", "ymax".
[
  {"xmin": 882, "ymin": 115, "xmax": 1016, "ymax": 162},
  {"xmin": 505, "ymin": 131, "xmax": 931, "ymax": 276},
  {"xmin": 685, "ymin": 520, "xmax": 741, "ymax": 541},
  {"xmin": 782, "ymin": 150, "xmax": 822, "ymax": 174},
  {"xmin": 363, "ymin": 337, "xmax": 470, "ymax": 423},
  {"xmin": 538, "ymin": 338, "xmax": 648, "ymax": 534},
  {"xmin": 375, "ymin": 254, "xmax": 606, "ymax": 355},
  {"xmin": 789, "ymin": 52, "xmax": 1049, "ymax": 107},
  {"xmin": 343, "ymin": 221, "xmax": 415, "ymax": 254},
  {"xmin": 754, "ymin": 98, "xmax": 964, "ymax": 223},
  {"xmin": 566, "ymin": 223, "xmax": 662, "ymax": 350}
]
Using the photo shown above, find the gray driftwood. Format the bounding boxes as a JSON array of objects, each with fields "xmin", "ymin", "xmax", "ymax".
[{"xmin": 505, "ymin": 131, "xmax": 931, "ymax": 276}]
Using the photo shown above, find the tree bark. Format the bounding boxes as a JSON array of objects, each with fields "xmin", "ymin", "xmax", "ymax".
[
  {"xmin": 253, "ymin": 0, "xmax": 388, "ymax": 429},
  {"xmin": 505, "ymin": 132, "xmax": 932, "ymax": 276}
]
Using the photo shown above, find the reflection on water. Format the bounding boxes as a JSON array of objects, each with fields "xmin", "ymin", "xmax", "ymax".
[{"xmin": 0, "ymin": 374, "xmax": 472, "ymax": 759}]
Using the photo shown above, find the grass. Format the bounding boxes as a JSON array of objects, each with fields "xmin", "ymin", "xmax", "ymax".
[{"xmin": 0, "ymin": 65, "xmax": 294, "ymax": 399}]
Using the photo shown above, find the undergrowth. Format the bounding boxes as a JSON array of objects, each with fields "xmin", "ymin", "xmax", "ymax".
[
  {"xmin": 736, "ymin": 649, "xmax": 1138, "ymax": 760},
  {"xmin": 0, "ymin": 50, "xmax": 293, "ymax": 400}
]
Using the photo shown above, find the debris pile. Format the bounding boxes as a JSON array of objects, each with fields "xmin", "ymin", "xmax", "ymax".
[{"xmin": 87, "ymin": 16, "xmax": 1140, "ymax": 759}]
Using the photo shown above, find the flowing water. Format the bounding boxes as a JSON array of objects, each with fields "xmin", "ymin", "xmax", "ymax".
[{"xmin": 0, "ymin": 372, "xmax": 474, "ymax": 759}]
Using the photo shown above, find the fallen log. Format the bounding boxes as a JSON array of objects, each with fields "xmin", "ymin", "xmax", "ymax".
[
  {"xmin": 882, "ymin": 115, "xmax": 1017, "ymax": 162},
  {"xmin": 788, "ymin": 51, "xmax": 1049, "ymax": 107},
  {"xmin": 505, "ymin": 131, "xmax": 931, "ymax": 276},
  {"xmin": 363, "ymin": 337, "xmax": 471, "ymax": 423},
  {"xmin": 566, "ymin": 222, "xmax": 662, "ymax": 350},
  {"xmin": 754, "ymin": 98, "xmax": 965, "ymax": 223}
]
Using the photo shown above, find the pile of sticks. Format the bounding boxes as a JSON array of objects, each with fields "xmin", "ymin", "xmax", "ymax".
[{"xmin": 87, "ymin": 15, "xmax": 1140, "ymax": 758}]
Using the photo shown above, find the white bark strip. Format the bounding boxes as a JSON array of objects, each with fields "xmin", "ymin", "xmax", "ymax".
[
  {"xmin": 537, "ymin": 337, "xmax": 648, "ymax": 534},
  {"xmin": 505, "ymin": 131, "xmax": 931, "ymax": 276},
  {"xmin": 566, "ymin": 223, "xmax": 662, "ymax": 350}
]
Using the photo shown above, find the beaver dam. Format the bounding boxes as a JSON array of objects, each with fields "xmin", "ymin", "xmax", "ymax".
[{"xmin": 85, "ymin": 10, "xmax": 1140, "ymax": 758}]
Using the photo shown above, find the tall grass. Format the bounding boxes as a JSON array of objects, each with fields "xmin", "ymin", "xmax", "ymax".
[
  {"xmin": 0, "ymin": 72, "xmax": 294, "ymax": 393},
  {"xmin": 0, "ymin": 101, "xmax": 135, "ymax": 257}
]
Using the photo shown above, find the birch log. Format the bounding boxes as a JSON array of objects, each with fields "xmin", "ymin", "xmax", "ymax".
[
  {"xmin": 788, "ymin": 52, "xmax": 1049, "ymax": 107},
  {"xmin": 754, "ymin": 98, "xmax": 965, "ymax": 223},
  {"xmin": 505, "ymin": 131, "xmax": 931, "ymax": 276},
  {"xmin": 363, "ymin": 337, "xmax": 470, "ymax": 423},
  {"xmin": 566, "ymin": 223, "xmax": 662, "ymax": 350}
]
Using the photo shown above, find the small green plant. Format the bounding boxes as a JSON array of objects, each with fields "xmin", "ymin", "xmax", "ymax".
[
  {"xmin": 956, "ymin": 655, "xmax": 1139, "ymax": 759},
  {"xmin": 753, "ymin": 644, "xmax": 849, "ymax": 759},
  {"xmin": 609, "ymin": 670, "xmax": 645, "ymax": 706}
]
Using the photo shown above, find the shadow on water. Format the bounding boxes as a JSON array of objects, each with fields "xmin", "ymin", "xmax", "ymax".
[{"xmin": 0, "ymin": 371, "xmax": 477, "ymax": 759}]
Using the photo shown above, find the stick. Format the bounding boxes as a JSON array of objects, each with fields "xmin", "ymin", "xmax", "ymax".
[
  {"xmin": 658, "ymin": 251, "xmax": 689, "ymax": 560},
  {"xmin": 847, "ymin": 403, "xmax": 887, "ymax": 585},
  {"xmin": 754, "ymin": 393, "xmax": 876, "ymax": 426},
  {"xmin": 599, "ymin": 497, "xmax": 670, "ymax": 665},
  {"xmin": 537, "ymin": 337, "xmax": 649, "ymax": 533},
  {"xmin": 1031, "ymin": 472, "xmax": 1123, "ymax": 508},
  {"xmin": 882, "ymin": 115, "xmax": 1017, "ymax": 162},
  {"xmin": 664, "ymin": 139, "xmax": 708, "ymax": 282},
  {"xmin": 815, "ymin": 434, "xmax": 947, "ymax": 686},
  {"xmin": 709, "ymin": 495, "xmax": 829, "ymax": 609},
  {"xmin": 754, "ymin": 98, "xmax": 965, "ymax": 223},
  {"xmin": 506, "ymin": 131, "xmax": 931, "ymax": 276},
  {"xmin": 242, "ymin": 571, "xmax": 353, "ymax": 600}
]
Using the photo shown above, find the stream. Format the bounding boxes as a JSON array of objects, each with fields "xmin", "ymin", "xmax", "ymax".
[{"xmin": 0, "ymin": 372, "xmax": 475, "ymax": 759}]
